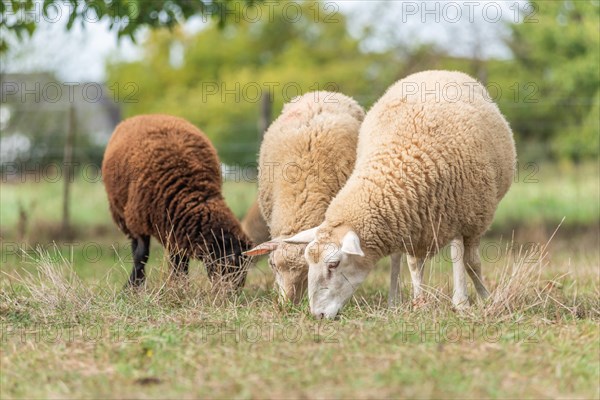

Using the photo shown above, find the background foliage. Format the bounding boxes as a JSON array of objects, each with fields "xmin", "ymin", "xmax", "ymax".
[
  {"xmin": 105, "ymin": 0, "xmax": 599, "ymax": 164},
  {"xmin": 506, "ymin": 0, "xmax": 600, "ymax": 161},
  {"xmin": 2, "ymin": 1, "xmax": 599, "ymax": 166},
  {"xmin": 0, "ymin": 0, "xmax": 261, "ymax": 52},
  {"xmin": 105, "ymin": 1, "xmax": 395, "ymax": 164}
]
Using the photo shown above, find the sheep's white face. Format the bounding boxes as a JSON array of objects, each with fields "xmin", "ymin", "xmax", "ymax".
[
  {"xmin": 285, "ymin": 228, "xmax": 369, "ymax": 319},
  {"xmin": 243, "ymin": 238, "xmax": 308, "ymax": 304},
  {"xmin": 268, "ymin": 244, "xmax": 308, "ymax": 304}
]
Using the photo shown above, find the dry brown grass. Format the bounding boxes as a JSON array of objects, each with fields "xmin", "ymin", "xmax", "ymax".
[
  {"xmin": 1, "ymin": 231, "xmax": 598, "ymax": 399},
  {"xmin": 2, "ymin": 229, "xmax": 597, "ymax": 326}
]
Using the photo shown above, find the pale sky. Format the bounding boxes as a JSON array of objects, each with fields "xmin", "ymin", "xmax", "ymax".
[{"xmin": 1, "ymin": 1, "xmax": 526, "ymax": 82}]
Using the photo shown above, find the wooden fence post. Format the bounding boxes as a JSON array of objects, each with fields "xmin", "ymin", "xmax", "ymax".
[{"xmin": 61, "ymin": 103, "xmax": 76, "ymax": 236}]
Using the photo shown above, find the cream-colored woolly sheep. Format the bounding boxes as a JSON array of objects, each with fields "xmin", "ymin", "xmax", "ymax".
[
  {"xmin": 245, "ymin": 91, "xmax": 366, "ymax": 303},
  {"xmin": 286, "ymin": 71, "xmax": 517, "ymax": 318}
]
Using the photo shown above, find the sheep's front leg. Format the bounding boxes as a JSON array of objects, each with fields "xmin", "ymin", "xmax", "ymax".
[
  {"xmin": 388, "ymin": 253, "xmax": 403, "ymax": 307},
  {"xmin": 128, "ymin": 235, "xmax": 150, "ymax": 286},
  {"xmin": 406, "ymin": 255, "xmax": 425, "ymax": 299},
  {"xmin": 450, "ymin": 237, "xmax": 470, "ymax": 308},
  {"xmin": 170, "ymin": 253, "xmax": 190, "ymax": 277},
  {"xmin": 464, "ymin": 236, "xmax": 490, "ymax": 300}
]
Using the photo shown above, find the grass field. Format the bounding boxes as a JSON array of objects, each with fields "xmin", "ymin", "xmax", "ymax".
[
  {"xmin": 1, "ymin": 162, "xmax": 598, "ymax": 240},
  {"xmin": 1, "ymin": 162, "xmax": 599, "ymax": 399}
]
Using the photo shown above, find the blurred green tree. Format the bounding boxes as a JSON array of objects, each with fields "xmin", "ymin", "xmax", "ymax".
[
  {"xmin": 0, "ymin": 0, "xmax": 262, "ymax": 52},
  {"xmin": 107, "ymin": 0, "xmax": 395, "ymax": 165},
  {"xmin": 505, "ymin": 0, "xmax": 599, "ymax": 161}
]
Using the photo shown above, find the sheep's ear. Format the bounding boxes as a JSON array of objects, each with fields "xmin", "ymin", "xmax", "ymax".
[
  {"xmin": 341, "ymin": 230, "xmax": 364, "ymax": 257},
  {"xmin": 283, "ymin": 227, "xmax": 318, "ymax": 244},
  {"xmin": 243, "ymin": 240, "xmax": 280, "ymax": 256}
]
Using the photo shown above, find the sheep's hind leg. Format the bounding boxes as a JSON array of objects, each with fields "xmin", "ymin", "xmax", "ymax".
[
  {"xmin": 128, "ymin": 235, "xmax": 150, "ymax": 286},
  {"xmin": 464, "ymin": 236, "xmax": 490, "ymax": 300},
  {"xmin": 170, "ymin": 253, "xmax": 190, "ymax": 277},
  {"xmin": 406, "ymin": 255, "xmax": 425, "ymax": 299},
  {"xmin": 450, "ymin": 237, "xmax": 470, "ymax": 309},
  {"xmin": 388, "ymin": 253, "xmax": 403, "ymax": 307}
]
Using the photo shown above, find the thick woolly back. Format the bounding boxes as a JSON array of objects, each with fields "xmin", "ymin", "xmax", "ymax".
[
  {"xmin": 325, "ymin": 71, "xmax": 516, "ymax": 258},
  {"xmin": 258, "ymin": 91, "xmax": 365, "ymax": 237},
  {"xmin": 102, "ymin": 114, "xmax": 251, "ymax": 259}
]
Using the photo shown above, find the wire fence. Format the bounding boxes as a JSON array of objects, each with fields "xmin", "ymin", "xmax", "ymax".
[{"xmin": 1, "ymin": 76, "xmax": 598, "ymax": 179}]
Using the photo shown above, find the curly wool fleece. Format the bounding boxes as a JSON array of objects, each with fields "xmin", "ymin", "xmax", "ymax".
[
  {"xmin": 320, "ymin": 70, "xmax": 516, "ymax": 260},
  {"xmin": 254, "ymin": 91, "xmax": 365, "ymax": 302},
  {"xmin": 102, "ymin": 114, "xmax": 252, "ymax": 285}
]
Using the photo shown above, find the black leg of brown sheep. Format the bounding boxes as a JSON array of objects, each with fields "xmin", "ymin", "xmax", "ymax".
[
  {"xmin": 128, "ymin": 235, "xmax": 150, "ymax": 286},
  {"xmin": 170, "ymin": 253, "xmax": 189, "ymax": 276}
]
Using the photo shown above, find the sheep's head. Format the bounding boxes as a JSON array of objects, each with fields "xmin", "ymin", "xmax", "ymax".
[
  {"xmin": 244, "ymin": 239, "xmax": 308, "ymax": 304},
  {"xmin": 204, "ymin": 233, "xmax": 253, "ymax": 291},
  {"xmin": 284, "ymin": 225, "xmax": 371, "ymax": 319}
]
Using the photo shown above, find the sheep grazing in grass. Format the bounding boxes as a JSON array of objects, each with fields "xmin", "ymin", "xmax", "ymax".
[
  {"xmin": 286, "ymin": 71, "xmax": 517, "ymax": 318},
  {"xmin": 241, "ymin": 200, "xmax": 270, "ymax": 245},
  {"xmin": 245, "ymin": 91, "xmax": 366, "ymax": 304},
  {"xmin": 102, "ymin": 114, "xmax": 252, "ymax": 289}
]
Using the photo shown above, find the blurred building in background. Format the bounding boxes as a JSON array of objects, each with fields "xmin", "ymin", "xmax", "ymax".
[
  {"xmin": 1, "ymin": 72, "xmax": 120, "ymax": 176},
  {"xmin": 1, "ymin": 0, "xmax": 598, "ymax": 174}
]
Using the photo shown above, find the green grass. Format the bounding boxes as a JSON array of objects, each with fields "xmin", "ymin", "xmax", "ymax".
[
  {"xmin": 0, "ymin": 162, "xmax": 599, "ymax": 399},
  {"xmin": 1, "ymin": 240, "xmax": 598, "ymax": 399},
  {"xmin": 0, "ymin": 177, "xmax": 257, "ymax": 240},
  {"xmin": 492, "ymin": 161, "xmax": 600, "ymax": 231},
  {"xmin": 1, "ymin": 163, "xmax": 597, "ymax": 243}
]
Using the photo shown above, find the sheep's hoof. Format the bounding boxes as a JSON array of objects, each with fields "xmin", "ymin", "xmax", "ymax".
[
  {"xmin": 452, "ymin": 297, "xmax": 470, "ymax": 311},
  {"xmin": 412, "ymin": 294, "xmax": 428, "ymax": 310},
  {"xmin": 121, "ymin": 283, "xmax": 144, "ymax": 295},
  {"xmin": 167, "ymin": 273, "xmax": 189, "ymax": 286},
  {"xmin": 387, "ymin": 293, "xmax": 402, "ymax": 309}
]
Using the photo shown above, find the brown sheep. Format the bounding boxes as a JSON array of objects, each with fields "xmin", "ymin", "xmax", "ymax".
[
  {"xmin": 102, "ymin": 114, "xmax": 252, "ymax": 288},
  {"xmin": 241, "ymin": 200, "xmax": 270, "ymax": 245}
]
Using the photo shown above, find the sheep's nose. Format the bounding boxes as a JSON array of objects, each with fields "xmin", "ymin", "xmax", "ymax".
[{"xmin": 314, "ymin": 312, "xmax": 324, "ymax": 320}]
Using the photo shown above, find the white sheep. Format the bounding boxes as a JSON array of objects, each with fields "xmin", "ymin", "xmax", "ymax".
[
  {"xmin": 285, "ymin": 70, "xmax": 517, "ymax": 318},
  {"xmin": 245, "ymin": 91, "xmax": 369, "ymax": 303}
]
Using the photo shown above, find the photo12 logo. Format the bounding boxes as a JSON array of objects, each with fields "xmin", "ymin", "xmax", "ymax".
[
  {"xmin": 198, "ymin": 321, "xmax": 338, "ymax": 344},
  {"xmin": 1, "ymin": 81, "xmax": 139, "ymax": 104},
  {"xmin": 0, "ymin": 323, "xmax": 139, "ymax": 344},
  {"xmin": 399, "ymin": 2, "xmax": 539, "ymax": 24},
  {"xmin": 395, "ymin": 321, "xmax": 539, "ymax": 343}
]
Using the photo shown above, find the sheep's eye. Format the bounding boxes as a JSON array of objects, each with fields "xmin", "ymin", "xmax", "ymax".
[{"xmin": 327, "ymin": 261, "xmax": 340, "ymax": 270}]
